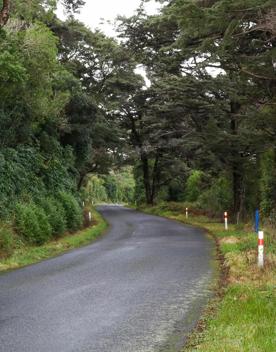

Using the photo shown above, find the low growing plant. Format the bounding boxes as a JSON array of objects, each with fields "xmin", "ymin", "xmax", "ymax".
[
  {"xmin": 40, "ymin": 197, "xmax": 66, "ymax": 236},
  {"xmin": 58, "ymin": 192, "xmax": 83, "ymax": 231},
  {"xmin": 15, "ymin": 203, "xmax": 52, "ymax": 245},
  {"xmin": 0, "ymin": 224, "xmax": 14, "ymax": 258}
]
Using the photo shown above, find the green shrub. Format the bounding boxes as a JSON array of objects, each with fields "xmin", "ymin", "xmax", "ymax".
[
  {"xmin": 0, "ymin": 145, "xmax": 76, "ymax": 220},
  {"xmin": 33, "ymin": 206, "xmax": 52, "ymax": 241},
  {"xmin": 185, "ymin": 170, "xmax": 204, "ymax": 202},
  {"xmin": 198, "ymin": 176, "xmax": 232, "ymax": 213},
  {"xmin": 58, "ymin": 192, "xmax": 83, "ymax": 231},
  {"xmin": 15, "ymin": 203, "xmax": 52, "ymax": 245},
  {"xmin": 0, "ymin": 147, "xmax": 46, "ymax": 219},
  {"xmin": 166, "ymin": 179, "xmax": 186, "ymax": 202},
  {"xmin": 0, "ymin": 225, "xmax": 14, "ymax": 258},
  {"xmin": 40, "ymin": 197, "xmax": 66, "ymax": 237}
]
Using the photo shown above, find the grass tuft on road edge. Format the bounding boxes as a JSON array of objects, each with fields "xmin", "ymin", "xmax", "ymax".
[
  {"xmin": 139, "ymin": 202, "xmax": 276, "ymax": 352},
  {"xmin": 0, "ymin": 209, "xmax": 108, "ymax": 272}
]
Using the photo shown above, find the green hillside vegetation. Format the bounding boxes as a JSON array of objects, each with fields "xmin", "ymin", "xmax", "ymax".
[
  {"xmin": 0, "ymin": 0, "xmax": 137, "ymax": 258},
  {"xmin": 1, "ymin": 0, "xmax": 275, "ymax": 252}
]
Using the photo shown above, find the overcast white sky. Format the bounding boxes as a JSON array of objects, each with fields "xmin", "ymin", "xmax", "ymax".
[{"xmin": 57, "ymin": 0, "xmax": 161, "ymax": 37}]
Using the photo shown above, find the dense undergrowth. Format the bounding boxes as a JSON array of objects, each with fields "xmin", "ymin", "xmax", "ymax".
[
  {"xmin": 0, "ymin": 208, "xmax": 107, "ymax": 272},
  {"xmin": 140, "ymin": 202, "xmax": 276, "ymax": 352},
  {"xmin": 0, "ymin": 191, "xmax": 88, "ymax": 261}
]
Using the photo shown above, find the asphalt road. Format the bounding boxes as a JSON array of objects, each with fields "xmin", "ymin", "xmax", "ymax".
[{"xmin": 0, "ymin": 206, "xmax": 214, "ymax": 352}]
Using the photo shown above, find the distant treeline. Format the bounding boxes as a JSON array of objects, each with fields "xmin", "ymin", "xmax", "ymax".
[{"xmin": 83, "ymin": 167, "xmax": 135, "ymax": 205}]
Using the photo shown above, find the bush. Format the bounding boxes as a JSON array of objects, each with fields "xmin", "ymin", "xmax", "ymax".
[
  {"xmin": 15, "ymin": 203, "xmax": 52, "ymax": 245},
  {"xmin": 33, "ymin": 206, "xmax": 52, "ymax": 241},
  {"xmin": 0, "ymin": 144, "xmax": 76, "ymax": 220},
  {"xmin": 40, "ymin": 197, "xmax": 66, "ymax": 237},
  {"xmin": 58, "ymin": 192, "xmax": 83, "ymax": 231},
  {"xmin": 166, "ymin": 179, "xmax": 186, "ymax": 202},
  {"xmin": 198, "ymin": 176, "xmax": 232, "ymax": 214},
  {"xmin": 185, "ymin": 170, "xmax": 205, "ymax": 202},
  {"xmin": 0, "ymin": 225, "xmax": 14, "ymax": 258},
  {"xmin": 0, "ymin": 147, "xmax": 46, "ymax": 219}
]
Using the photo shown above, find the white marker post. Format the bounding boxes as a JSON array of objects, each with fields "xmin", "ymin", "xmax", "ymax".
[
  {"xmin": 186, "ymin": 207, "xmax": 189, "ymax": 219},
  {"xmin": 258, "ymin": 231, "xmax": 264, "ymax": 268},
  {"xmin": 224, "ymin": 211, "xmax": 228, "ymax": 230},
  {"xmin": 88, "ymin": 212, "xmax": 92, "ymax": 223}
]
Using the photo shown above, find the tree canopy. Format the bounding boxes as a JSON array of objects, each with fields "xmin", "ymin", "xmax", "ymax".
[{"xmin": 0, "ymin": 0, "xmax": 276, "ymax": 226}]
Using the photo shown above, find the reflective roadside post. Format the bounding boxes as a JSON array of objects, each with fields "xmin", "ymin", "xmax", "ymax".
[
  {"xmin": 224, "ymin": 211, "xmax": 228, "ymax": 230},
  {"xmin": 186, "ymin": 207, "xmax": 188, "ymax": 219},
  {"xmin": 258, "ymin": 231, "xmax": 264, "ymax": 268}
]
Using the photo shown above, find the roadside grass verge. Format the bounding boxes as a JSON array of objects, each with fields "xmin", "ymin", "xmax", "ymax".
[
  {"xmin": 139, "ymin": 202, "xmax": 276, "ymax": 352},
  {"xmin": 0, "ymin": 209, "xmax": 108, "ymax": 272}
]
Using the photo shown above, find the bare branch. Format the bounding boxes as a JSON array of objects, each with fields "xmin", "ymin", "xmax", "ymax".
[
  {"xmin": 260, "ymin": 8, "xmax": 276, "ymax": 36},
  {"xmin": 241, "ymin": 68, "xmax": 276, "ymax": 81}
]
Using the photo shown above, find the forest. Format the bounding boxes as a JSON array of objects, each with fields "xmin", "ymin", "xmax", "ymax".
[{"xmin": 0, "ymin": 0, "xmax": 275, "ymax": 257}]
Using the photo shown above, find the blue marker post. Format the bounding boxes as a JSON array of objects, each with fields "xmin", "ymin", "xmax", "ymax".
[{"xmin": 255, "ymin": 209, "xmax": 260, "ymax": 234}]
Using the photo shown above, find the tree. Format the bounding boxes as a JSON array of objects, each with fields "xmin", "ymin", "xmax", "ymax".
[
  {"xmin": 51, "ymin": 19, "xmax": 136, "ymax": 188},
  {"xmin": 62, "ymin": 0, "xmax": 85, "ymax": 14},
  {"xmin": 117, "ymin": 0, "xmax": 276, "ymax": 214},
  {"xmin": 0, "ymin": 0, "xmax": 10, "ymax": 27},
  {"xmin": 165, "ymin": 0, "xmax": 275, "ymax": 216}
]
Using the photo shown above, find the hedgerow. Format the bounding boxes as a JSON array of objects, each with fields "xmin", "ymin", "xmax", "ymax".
[
  {"xmin": 58, "ymin": 192, "xmax": 83, "ymax": 231},
  {"xmin": 15, "ymin": 203, "xmax": 51, "ymax": 245}
]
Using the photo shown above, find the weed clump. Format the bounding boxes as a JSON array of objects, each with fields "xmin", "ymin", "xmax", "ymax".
[
  {"xmin": 58, "ymin": 192, "xmax": 83, "ymax": 231},
  {"xmin": 15, "ymin": 203, "xmax": 52, "ymax": 245},
  {"xmin": 0, "ymin": 225, "xmax": 14, "ymax": 258},
  {"xmin": 40, "ymin": 197, "xmax": 66, "ymax": 236}
]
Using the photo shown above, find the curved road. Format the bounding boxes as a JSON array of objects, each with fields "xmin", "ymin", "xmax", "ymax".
[{"xmin": 0, "ymin": 206, "xmax": 214, "ymax": 352}]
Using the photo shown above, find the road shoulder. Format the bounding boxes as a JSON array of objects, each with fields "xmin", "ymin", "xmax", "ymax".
[{"xmin": 139, "ymin": 202, "xmax": 276, "ymax": 352}]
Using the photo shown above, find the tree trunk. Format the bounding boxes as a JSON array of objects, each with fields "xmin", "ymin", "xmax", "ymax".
[
  {"xmin": 128, "ymin": 114, "xmax": 154, "ymax": 205},
  {"xmin": 230, "ymin": 101, "xmax": 243, "ymax": 217},
  {"xmin": 141, "ymin": 153, "xmax": 152, "ymax": 205},
  {"xmin": 0, "ymin": 0, "xmax": 10, "ymax": 27},
  {"xmin": 150, "ymin": 154, "xmax": 160, "ymax": 205},
  {"xmin": 77, "ymin": 173, "xmax": 86, "ymax": 191},
  {"xmin": 232, "ymin": 163, "xmax": 243, "ymax": 215}
]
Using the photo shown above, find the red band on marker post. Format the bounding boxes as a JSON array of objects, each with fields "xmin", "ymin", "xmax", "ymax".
[
  {"xmin": 224, "ymin": 212, "xmax": 228, "ymax": 230},
  {"xmin": 258, "ymin": 231, "xmax": 264, "ymax": 268}
]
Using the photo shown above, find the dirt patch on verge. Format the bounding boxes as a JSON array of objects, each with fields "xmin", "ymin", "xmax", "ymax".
[{"xmin": 219, "ymin": 236, "xmax": 240, "ymax": 244}]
